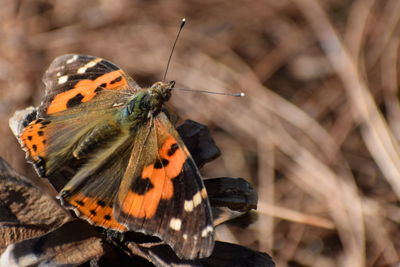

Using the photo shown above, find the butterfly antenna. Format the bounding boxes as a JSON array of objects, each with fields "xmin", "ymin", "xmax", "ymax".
[
  {"xmin": 163, "ymin": 18, "xmax": 186, "ymax": 82},
  {"xmin": 172, "ymin": 88, "xmax": 245, "ymax": 97}
]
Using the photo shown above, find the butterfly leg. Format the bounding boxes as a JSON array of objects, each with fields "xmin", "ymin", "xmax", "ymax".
[{"xmin": 73, "ymin": 122, "xmax": 122, "ymax": 159}]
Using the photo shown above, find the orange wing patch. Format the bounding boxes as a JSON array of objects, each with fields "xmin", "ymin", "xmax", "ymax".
[
  {"xmin": 20, "ymin": 118, "xmax": 50, "ymax": 160},
  {"xmin": 121, "ymin": 136, "xmax": 187, "ymax": 219},
  {"xmin": 67, "ymin": 192, "xmax": 127, "ymax": 231},
  {"xmin": 47, "ymin": 70, "xmax": 128, "ymax": 114}
]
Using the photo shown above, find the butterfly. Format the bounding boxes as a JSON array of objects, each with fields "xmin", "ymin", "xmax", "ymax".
[{"xmin": 10, "ymin": 54, "xmax": 215, "ymax": 259}]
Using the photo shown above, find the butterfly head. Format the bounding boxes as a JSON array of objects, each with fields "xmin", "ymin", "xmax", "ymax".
[
  {"xmin": 147, "ymin": 80, "xmax": 175, "ymax": 114},
  {"xmin": 149, "ymin": 80, "xmax": 175, "ymax": 103},
  {"xmin": 124, "ymin": 80, "xmax": 175, "ymax": 121}
]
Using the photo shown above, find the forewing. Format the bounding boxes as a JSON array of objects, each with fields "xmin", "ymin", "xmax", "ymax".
[
  {"xmin": 13, "ymin": 54, "xmax": 139, "ymax": 178},
  {"xmin": 39, "ymin": 54, "xmax": 139, "ymax": 116},
  {"xmin": 115, "ymin": 113, "xmax": 215, "ymax": 260}
]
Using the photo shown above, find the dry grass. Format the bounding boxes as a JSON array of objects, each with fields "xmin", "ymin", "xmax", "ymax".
[{"xmin": 1, "ymin": 0, "xmax": 400, "ymax": 266}]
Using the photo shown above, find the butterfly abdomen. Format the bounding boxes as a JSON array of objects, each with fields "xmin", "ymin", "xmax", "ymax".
[{"xmin": 73, "ymin": 122, "xmax": 122, "ymax": 159}]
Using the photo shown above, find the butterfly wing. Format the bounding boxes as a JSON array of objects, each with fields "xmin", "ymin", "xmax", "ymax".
[
  {"xmin": 58, "ymin": 136, "xmax": 134, "ymax": 232},
  {"xmin": 115, "ymin": 113, "xmax": 214, "ymax": 259},
  {"xmin": 57, "ymin": 120, "xmax": 153, "ymax": 233},
  {"xmin": 39, "ymin": 54, "xmax": 139, "ymax": 116},
  {"xmin": 14, "ymin": 54, "xmax": 139, "ymax": 178}
]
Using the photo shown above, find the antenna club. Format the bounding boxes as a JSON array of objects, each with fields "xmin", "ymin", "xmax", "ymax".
[
  {"xmin": 180, "ymin": 18, "xmax": 186, "ymax": 28},
  {"xmin": 239, "ymin": 92, "xmax": 245, "ymax": 97}
]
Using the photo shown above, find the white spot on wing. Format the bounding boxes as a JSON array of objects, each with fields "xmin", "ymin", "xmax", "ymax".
[
  {"xmin": 193, "ymin": 191, "xmax": 202, "ymax": 207},
  {"xmin": 56, "ymin": 72, "xmax": 61, "ymax": 77},
  {"xmin": 66, "ymin": 55, "xmax": 78, "ymax": 64},
  {"xmin": 77, "ymin": 66, "xmax": 86, "ymax": 74},
  {"xmin": 86, "ymin": 60, "xmax": 99, "ymax": 68},
  {"xmin": 184, "ymin": 200, "xmax": 194, "ymax": 212},
  {"xmin": 169, "ymin": 218, "xmax": 182, "ymax": 231},
  {"xmin": 183, "ymin": 234, "xmax": 188, "ymax": 240},
  {"xmin": 58, "ymin": 75, "xmax": 68, "ymax": 84},
  {"xmin": 201, "ymin": 225, "xmax": 214, "ymax": 237},
  {"xmin": 77, "ymin": 58, "xmax": 101, "ymax": 74},
  {"xmin": 201, "ymin": 187, "xmax": 208, "ymax": 198}
]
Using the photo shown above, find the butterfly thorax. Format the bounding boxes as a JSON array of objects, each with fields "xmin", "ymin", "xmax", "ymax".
[
  {"xmin": 122, "ymin": 81, "xmax": 174, "ymax": 124},
  {"xmin": 69, "ymin": 81, "xmax": 175, "ymax": 162}
]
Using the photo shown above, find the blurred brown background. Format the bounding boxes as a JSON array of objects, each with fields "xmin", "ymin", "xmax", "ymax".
[{"xmin": 1, "ymin": 0, "xmax": 400, "ymax": 266}]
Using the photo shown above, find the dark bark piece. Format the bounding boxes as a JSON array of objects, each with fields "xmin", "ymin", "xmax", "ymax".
[
  {"xmin": 177, "ymin": 120, "xmax": 221, "ymax": 168},
  {"xmin": 127, "ymin": 241, "xmax": 202, "ymax": 267},
  {"xmin": 88, "ymin": 250, "xmax": 153, "ymax": 267},
  {"xmin": 0, "ymin": 224, "xmax": 49, "ymax": 254},
  {"xmin": 0, "ymin": 220, "xmax": 108, "ymax": 267},
  {"xmin": 0, "ymin": 157, "xmax": 71, "ymax": 253},
  {"xmin": 125, "ymin": 240, "xmax": 275, "ymax": 267},
  {"xmin": 0, "ymin": 205, "xmax": 18, "ymax": 224},
  {"xmin": 205, "ymin": 177, "xmax": 258, "ymax": 211},
  {"xmin": 203, "ymin": 177, "xmax": 258, "ymax": 226},
  {"xmin": 200, "ymin": 241, "xmax": 275, "ymax": 267}
]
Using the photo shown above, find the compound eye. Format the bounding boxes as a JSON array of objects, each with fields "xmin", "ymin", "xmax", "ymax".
[{"xmin": 127, "ymin": 98, "xmax": 136, "ymax": 114}]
